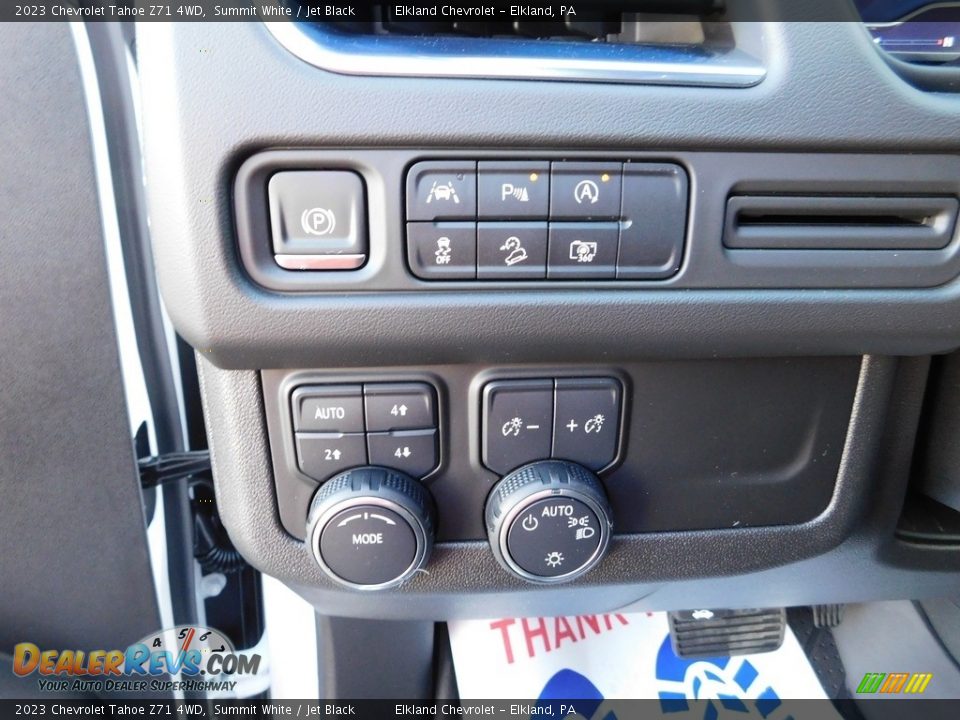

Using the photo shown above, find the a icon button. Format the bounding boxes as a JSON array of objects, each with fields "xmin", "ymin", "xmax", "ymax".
[
  {"xmin": 300, "ymin": 207, "xmax": 337, "ymax": 236},
  {"xmin": 499, "ymin": 236, "xmax": 529, "ymax": 266},
  {"xmin": 426, "ymin": 180, "xmax": 461, "ymax": 205},
  {"xmin": 364, "ymin": 383, "xmax": 436, "ymax": 432},
  {"xmin": 568, "ymin": 239, "xmax": 598, "ymax": 263},
  {"xmin": 573, "ymin": 179, "xmax": 600, "ymax": 205},
  {"xmin": 434, "ymin": 237, "xmax": 452, "ymax": 264},
  {"xmin": 544, "ymin": 551, "xmax": 565, "ymax": 568},
  {"xmin": 550, "ymin": 162, "xmax": 622, "ymax": 219}
]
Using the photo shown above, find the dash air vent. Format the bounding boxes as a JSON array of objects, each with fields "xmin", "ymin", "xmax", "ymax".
[
  {"xmin": 724, "ymin": 196, "xmax": 959, "ymax": 250},
  {"xmin": 266, "ymin": 1, "xmax": 766, "ymax": 87}
]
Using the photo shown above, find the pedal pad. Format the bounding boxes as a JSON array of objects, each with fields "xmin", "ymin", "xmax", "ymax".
[
  {"xmin": 811, "ymin": 603, "xmax": 845, "ymax": 628},
  {"xmin": 668, "ymin": 608, "xmax": 786, "ymax": 658}
]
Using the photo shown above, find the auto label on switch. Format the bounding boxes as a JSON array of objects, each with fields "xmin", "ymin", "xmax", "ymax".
[{"xmin": 292, "ymin": 385, "xmax": 364, "ymax": 433}]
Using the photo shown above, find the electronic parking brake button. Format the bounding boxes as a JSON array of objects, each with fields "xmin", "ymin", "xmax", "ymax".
[{"xmin": 268, "ymin": 171, "xmax": 367, "ymax": 270}]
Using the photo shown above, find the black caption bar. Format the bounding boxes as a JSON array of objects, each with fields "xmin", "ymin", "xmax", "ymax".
[
  {"xmin": 2, "ymin": 0, "xmax": 868, "ymax": 23},
  {"xmin": 0, "ymin": 699, "xmax": 946, "ymax": 720}
]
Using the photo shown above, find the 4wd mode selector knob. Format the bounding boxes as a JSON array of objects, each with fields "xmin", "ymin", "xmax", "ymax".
[
  {"xmin": 306, "ymin": 466, "xmax": 435, "ymax": 590},
  {"xmin": 485, "ymin": 460, "xmax": 612, "ymax": 584}
]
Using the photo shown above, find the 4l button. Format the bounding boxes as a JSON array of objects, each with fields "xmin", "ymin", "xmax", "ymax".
[{"xmin": 552, "ymin": 378, "xmax": 621, "ymax": 471}]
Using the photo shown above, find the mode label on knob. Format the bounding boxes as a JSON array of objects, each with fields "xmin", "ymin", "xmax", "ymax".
[
  {"xmin": 319, "ymin": 505, "xmax": 416, "ymax": 586},
  {"xmin": 506, "ymin": 497, "xmax": 602, "ymax": 579}
]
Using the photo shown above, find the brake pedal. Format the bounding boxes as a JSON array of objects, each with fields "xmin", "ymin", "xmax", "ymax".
[
  {"xmin": 668, "ymin": 608, "xmax": 786, "ymax": 658},
  {"xmin": 811, "ymin": 603, "xmax": 845, "ymax": 628}
]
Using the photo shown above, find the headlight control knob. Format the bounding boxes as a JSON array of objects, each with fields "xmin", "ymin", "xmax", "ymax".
[
  {"xmin": 485, "ymin": 460, "xmax": 612, "ymax": 584},
  {"xmin": 306, "ymin": 466, "xmax": 435, "ymax": 590}
]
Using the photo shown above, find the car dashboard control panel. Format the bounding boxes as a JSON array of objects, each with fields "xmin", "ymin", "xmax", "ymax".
[
  {"xmin": 405, "ymin": 160, "xmax": 687, "ymax": 280},
  {"xmin": 261, "ymin": 358, "xmax": 860, "ymax": 592},
  {"xmin": 236, "ymin": 150, "xmax": 960, "ymax": 293}
]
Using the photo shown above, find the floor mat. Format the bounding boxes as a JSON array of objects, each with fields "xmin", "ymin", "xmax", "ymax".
[{"xmin": 449, "ymin": 611, "xmax": 841, "ymax": 717}]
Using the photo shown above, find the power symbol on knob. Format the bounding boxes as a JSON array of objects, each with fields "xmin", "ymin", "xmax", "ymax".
[{"xmin": 521, "ymin": 514, "xmax": 539, "ymax": 532}]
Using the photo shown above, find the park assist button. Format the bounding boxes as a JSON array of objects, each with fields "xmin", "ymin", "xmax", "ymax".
[
  {"xmin": 268, "ymin": 171, "xmax": 367, "ymax": 270},
  {"xmin": 478, "ymin": 161, "xmax": 550, "ymax": 219},
  {"xmin": 292, "ymin": 385, "xmax": 364, "ymax": 433}
]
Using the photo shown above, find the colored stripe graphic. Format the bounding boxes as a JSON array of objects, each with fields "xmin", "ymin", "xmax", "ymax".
[
  {"xmin": 856, "ymin": 673, "xmax": 885, "ymax": 694},
  {"xmin": 880, "ymin": 672, "xmax": 908, "ymax": 693},
  {"xmin": 857, "ymin": 672, "xmax": 932, "ymax": 694},
  {"xmin": 904, "ymin": 673, "xmax": 933, "ymax": 694}
]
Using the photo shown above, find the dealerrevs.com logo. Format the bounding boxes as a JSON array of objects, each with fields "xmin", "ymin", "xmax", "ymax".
[{"xmin": 12, "ymin": 625, "xmax": 261, "ymax": 694}]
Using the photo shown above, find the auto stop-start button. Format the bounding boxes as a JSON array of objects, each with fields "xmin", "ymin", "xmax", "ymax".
[
  {"xmin": 318, "ymin": 505, "xmax": 417, "ymax": 587},
  {"xmin": 505, "ymin": 497, "xmax": 602, "ymax": 579}
]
